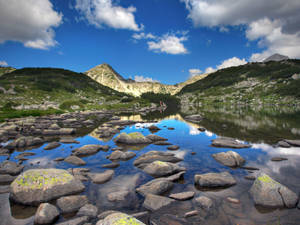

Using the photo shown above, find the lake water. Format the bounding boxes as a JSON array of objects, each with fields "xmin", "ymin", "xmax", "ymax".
[{"xmin": 1, "ymin": 106, "xmax": 300, "ymax": 225}]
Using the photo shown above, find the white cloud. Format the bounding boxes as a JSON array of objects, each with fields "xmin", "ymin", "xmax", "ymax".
[
  {"xmin": 0, "ymin": 61, "xmax": 8, "ymax": 66},
  {"xmin": 148, "ymin": 33, "xmax": 188, "ymax": 55},
  {"xmin": 0, "ymin": 0, "xmax": 62, "ymax": 50},
  {"xmin": 134, "ymin": 75, "xmax": 159, "ymax": 83},
  {"xmin": 132, "ymin": 32, "xmax": 156, "ymax": 40},
  {"xmin": 181, "ymin": 0, "xmax": 300, "ymax": 60},
  {"xmin": 75, "ymin": 0, "xmax": 142, "ymax": 31},
  {"xmin": 204, "ymin": 67, "xmax": 216, "ymax": 74},
  {"xmin": 204, "ymin": 57, "xmax": 247, "ymax": 74},
  {"xmin": 189, "ymin": 68, "xmax": 202, "ymax": 77}
]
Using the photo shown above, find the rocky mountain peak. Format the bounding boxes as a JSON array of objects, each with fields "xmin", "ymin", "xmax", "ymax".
[{"xmin": 263, "ymin": 53, "xmax": 289, "ymax": 62}]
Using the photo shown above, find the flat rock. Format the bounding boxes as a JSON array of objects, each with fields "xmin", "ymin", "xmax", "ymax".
[
  {"xmin": 64, "ymin": 156, "xmax": 86, "ymax": 166},
  {"xmin": 34, "ymin": 203, "xmax": 59, "ymax": 225},
  {"xmin": 167, "ymin": 145, "xmax": 180, "ymax": 150},
  {"xmin": 249, "ymin": 173, "xmax": 298, "ymax": 208},
  {"xmin": 194, "ymin": 172, "xmax": 236, "ymax": 188},
  {"xmin": 284, "ymin": 139, "xmax": 300, "ymax": 147},
  {"xmin": 54, "ymin": 157, "xmax": 65, "ymax": 162},
  {"xmin": 153, "ymin": 141, "xmax": 172, "ymax": 146},
  {"xmin": 271, "ymin": 157, "xmax": 288, "ymax": 162},
  {"xmin": 57, "ymin": 195, "xmax": 88, "ymax": 213},
  {"xmin": 226, "ymin": 197, "xmax": 240, "ymax": 204},
  {"xmin": 60, "ymin": 138, "xmax": 79, "ymax": 144},
  {"xmin": 195, "ymin": 196, "xmax": 213, "ymax": 210},
  {"xmin": 88, "ymin": 170, "xmax": 114, "ymax": 184},
  {"xmin": 44, "ymin": 142, "xmax": 61, "ymax": 150},
  {"xmin": 0, "ymin": 161, "xmax": 24, "ymax": 175},
  {"xmin": 143, "ymin": 161, "xmax": 186, "ymax": 178},
  {"xmin": 96, "ymin": 212, "xmax": 145, "ymax": 225},
  {"xmin": 114, "ymin": 132, "xmax": 152, "ymax": 145},
  {"xmin": 278, "ymin": 141, "xmax": 291, "ymax": 148},
  {"xmin": 146, "ymin": 134, "xmax": 167, "ymax": 142},
  {"xmin": 212, "ymin": 151, "xmax": 245, "ymax": 167},
  {"xmin": 10, "ymin": 169, "xmax": 85, "ymax": 205},
  {"xmin": 211, "ymin": 137, "xmax": 251, "ymax": 149},
  {"xmin": 101, "ymin": 162, "xmax": 120, "ymax": 168},
  {"xmin": 143, "ymin": 194, "xmax": 175, "ymax": 211},
  {"xmin": 136, "ymin": 178, "xmax": 173, "ymax": 196},
  {"xmin": 107, "ymin": 190, "xmax": 131, "ymax": 202},
  {"xmin": 134, "ymin": 151, "xmax": 182, "ymax": 167},
  {"xmin": 72, "ymin": 144, "xmax": 108, "ymax": 157},
  {"xmin": 169, "ymin": 191, "xmax": 195, "ymax": 200}
]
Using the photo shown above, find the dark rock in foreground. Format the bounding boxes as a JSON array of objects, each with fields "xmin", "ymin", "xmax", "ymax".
[
  {"xmin": 211, "ymin": 137, "xmax": 251, "ymax": 149},
  {"xmin": 10, "ymin": 169, "xmax": 85, "ymax": 205},
  {"xmin": 249, "ymin": 173, "xmax": 298, "ymax": 208},
  {"xmin": 194, "ymin": 172, "xmax": 236, "ymax": 188},
  {"xmin": 34, "ymin": 203, "xmax": 59, "ymax": 225},
  {"xmin": 212, "ymin": 151, "xmax": 245, "ymax": 167}
]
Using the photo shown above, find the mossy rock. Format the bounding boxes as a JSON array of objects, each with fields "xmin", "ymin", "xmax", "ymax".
[{"xmin": 10, "ymin": 169, "xmax": 85, "ymax": 206}]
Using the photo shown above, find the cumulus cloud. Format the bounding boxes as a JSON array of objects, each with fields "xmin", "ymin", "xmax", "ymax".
[
  {"xmin": 204, "ymin": 57, "xmax": 247, "ymax": 74},
  {"xmin": 0, "ymin": 0, "xmax": 62, "ymax": 50},
  {"xmin": 0, "ymin": 61, "xmax": 8, "ymax": 66},
  {"xmin": 75, "ymin": 0, "xmax": 142, "ymax": 31},
  {"xmin": 132, "ymin": 32, "xmax": 156, "ymax": 40},
  {"xmin": 189, "ymin": 68, "xmax": 202, "ymax": 77},
  {"xmin": 148, "ymin": 33, "xmax": 188, "ymax": 55},
  {"xmin": 134, "ymin": 75, "xmax": 159, "ymax": 83},
  {"xmin": 181, "ymin": 0, "xmax": 300, "ymax": 60}
]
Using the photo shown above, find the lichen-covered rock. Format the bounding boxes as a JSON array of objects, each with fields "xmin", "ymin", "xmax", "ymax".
[
  {"xmin": 143, "ymin": 161, "xmax": 186, "ymax": 177},
  {"xmin": 0, "ymin": 161, "xmax": 24, "ymax": 175},
  {"xmin": 34, "ymin": 203, "xmax": 59, "ymax": 225},
  {"xmin": 194, "ymin": 172, "xmax": 236, "ymax": 188},
  {"xmin": 211, "ymin": 137, "xmax": 251, "ymax": 149},
  {"xmin": 212, "ymin": 151, "xmax": 245, "ymax": 167},
  {"xmin": 96, "ymin": 212, "xmax": 145, "ymax": 225},
  {"xmin": 249, "ymin": 173, "xmax": 298, "ymax": 208},
  {"xmin": 114, "ymin": 132, "xmax": 152, "ymax": 145},
  {"xmin": 56, "ymin": 195, "xmax": 88, "ymax": 213},
  {"xmin": 10, "ymin": 169, "xmax": 85, "ymax": 205}
]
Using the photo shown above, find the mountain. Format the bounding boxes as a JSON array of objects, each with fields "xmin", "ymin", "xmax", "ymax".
[
  {"xmin": 0, "ymin": 66, "xmax": 16, "ymax": 76},
  {"xmin": 264, "ymin": 53, "xmax": 289, "ymax": 62},
  {"xmin": 179, "ymin": 59, "xmax": 300, "ymax": 106},
  {"xmin": 85, "ymin": 63, "xmax": 208, "ymax": 97}
]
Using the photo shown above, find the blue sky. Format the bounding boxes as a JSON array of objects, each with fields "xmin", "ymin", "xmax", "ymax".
[{"xmin": 1, "ymin": 0, "xmax": 300, "ymax": 84}]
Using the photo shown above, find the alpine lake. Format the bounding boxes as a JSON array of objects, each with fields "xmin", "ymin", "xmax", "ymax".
[{"xmin": 1, "ymin": 104, "xmax": 300, "ymax": 225}]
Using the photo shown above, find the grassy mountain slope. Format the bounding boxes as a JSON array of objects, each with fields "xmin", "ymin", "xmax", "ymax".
[
  {"xmin": 86, "ymin": 63, "xmax": 207, "ymax": 96},
  {"xmin": 179, "ymin": 60, "xmax": 300, "ymax": 105},
  {"xmin": 0, "ymin": 66, "xmax": 16, "ymax": 76},
  {"xmin": 0, "ymin": 68, "xmax": 146, "ymax": 120}
]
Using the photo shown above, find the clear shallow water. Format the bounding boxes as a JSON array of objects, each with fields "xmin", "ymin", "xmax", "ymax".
[{"xmin": 1, "ymin": 109, "xmax": 300, "ymax": 225}]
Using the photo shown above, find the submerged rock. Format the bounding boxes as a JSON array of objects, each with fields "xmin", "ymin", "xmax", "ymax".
[
  {"xmin": 195, "ymin": 196, "xmax": 213, "ymax": 210},
  {"xmin": 88, "ymin": 170, "xmax": 114, "ymax": 184},
  {"xmin": 56, "ymin": 216, "xmax": 89, "ymax": 225},
  {"xmin": 44, "ymin": 142, "xmax": 61, "ymax": 150},
  {"xmin": 114, "ymin": 132, "xmax": 152, "ymax": 145},
  {"xmin": 249, "ymin": 173, "xmax": 298, "ymax": 208},
  {"xmin": 96, "ymin": 212, "xmax": 145, "ymax": 225},
  {"xmin": 56, "ymin": 195, "xmax": 88, "ymax": 213},
  {"xmin": 212, "ymin": 151, "xmax": 245, "ymax": 167},
  {"xmin": 143, "ymin": 194, "xmax": 175, "ymax": 211},
  {"xmin": 153, "ymin": 141, "xmax": 172, "ymax": 146},
  {"xmin": 34, "ymin": 203, "xmax": 59, "ymax": 225},
  {"xmin": 133, "ymin": 151, "xmax": 182, "ymax": 167},
  {"xmin": 10, "ymin": 169, "xmax": 85, "ymax": 205},
  {"xmin": 77, "ymin": 204, "xmax": 98, "ymax": 218},
  {"xmin": 143, "ymin": 161, "xmax": 186, "ymax": 177},
  {"xmin": 194, "ymin": 172, "xmax": 236, "ymax": 188},
  {"xmin": 211, "ymin": 137, "xmax": 251, "ymax": 148},
  {"xmin": 101, "ymin": 162, "xmax": 120, "ymax": 168}
]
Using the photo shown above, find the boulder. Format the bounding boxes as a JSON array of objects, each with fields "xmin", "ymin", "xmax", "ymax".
[
  {"xmin": 146, "ymin": 134, "xmax": 167, "ymax": 142},
  {"xmin": 0, "ymin": 161, "xmax": 24, "ymax": 175},
  {"xmin": 143, "ymin": 161, "xmax": 186, "ymax": 177},
  {"xmin": 60, "ymin": 138, "xmax": 79, "ymax": 144},
  {"xmin": 211, "ymin": 137, "xmax": 251, "ymax": 148},
  {"xmin": 88, "ymin": 170, "xmax": 114, "ymax": 184},
  {"xmin": 249, "ymin": 173, "xmax": 298, "ymax": 208},
  {"xmin": 212, "ymin": 151, "xmax": 245, "ymax": 167},
  {"xmin": 6, "ymin": 136, "xmax": 44, "ymax": 149},
  {"xmin": 169, "ymin": 191, "xmax": 195, "ymax": 200},
  {"xmin": 107, "ymin": 150, "xmax": 136, "ymax": 161},
  {"xmin": 77, "ymin": 204, "xmax": 98, "ymax": 218},
  {"xmin": 114, "ymin": 132, "xmax": 152, "ymax": 145},
  {"xmin": 72, "ymin": 144, "xmax": 108, "ymax": 157},
  {"xmin": 10, "ymin": 169, "xmax": 85, "ymax": 205},
  {"xmin": 44, "ymin": 142, "xmax": 61, "ymax": 150},
  {"xmin": 96, "ymin": 212, "xmax": 145, "ymax": 225},
  {"xmin": 278, "ymin": 141, "xmax": 291, "ymax": 148},
  {"xmin": 133, "ymin": 151, "xmax": 182, "ymax": 167},
  {"xmin": 64, "ymin": 156, "xmax": 86, "ymax": 166},
  {"xmin": 167, "ymin": 145, "xmax": 180, "ymax": 150},
  {"xmin": 34, "ymin": 203, "xmax": 59, "ymax": 225},
  {"xmin": 194, "ymin": 172, "xmax": 236, "ymax": 188},
  {"xmin": 136, "ymin": 178, "xmax": 173, "ymax": 196},
  {"xmin": 56, "ymin": 195, "xmax": 88, "ymax": 213},
  {"xmin": 147, "ymin": 125, "xmax": 161, "ymax": 131},
  {"xmin": 143, "ymin": 194, "xmax": 175, "ymax": 211}
]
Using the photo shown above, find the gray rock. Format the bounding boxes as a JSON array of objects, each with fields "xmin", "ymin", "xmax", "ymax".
[
  {"xmin": 96, "ymin": 213, "xmax": 145, "ymax": 225},
  {"xmin": 133, "ymin": 151, "xmax": 182, "ymax": 167},
  {"xmin": 0, "ymin": 161, "xmax": 24, "ymax": 175},
  {"xmin": 185, "ymin": 114, "xmax": 202, "ymax": 122},
  {"xmin": 226, "ymin": 197, "xmax": 240, "ymax": 204},
  {"xmin": 64, "ymin": 156, "xmax": 86, "ymax": 166},
  {"xmin": 153, "ymin": 141, "xmax": 172, "ymax": 146},
  {"xmin": 60, "ymin": 138, "xmax": 80, "ymax": 144},
  {"xmin": 34, "ymin": 203, "xmax": 59, "ymax": 225},
  {"xmin": 0, "ymin": 174, "xmax": 16, "ymax": 184},
  {"xmin": 107, "ymin": 190, "xmax": 131, "ymax": 202},
  {"xmin": 195, "ymin": 196, "xmax": 213, "ymax": 210},
  {"xmin": 143, "ymin": 161, "xmax": 186, "ymax": 178},
  {"xmin": 278, "ymin": 141, "xmax": 291, "ymax": 148},
  {"xmin": 10, "ymin": 169, "xmax": 85, "ymax": 205},
  {"xmin": 244, "ymin": 175, "xmax": 256, "ymax": 180},
  {"xmin": 6, "ymin": 136, "xmax": 44, "ymax": 149},
  {"xmin": 284, "ymin": 140, "xmax": 300, "ymax": 147},
  {"xmin": 249, "ymin": 173, "xmax": 298, "ymax": 208},
  {"xmin": 54, "ymin": 157, "xmax": 65, "ymax": 162},
  {"xmin": 107, "ymin": 150, "xmax": 136, "ymax": 161},
  {"xmin": 167, "ymin": 145, "xmax": 180, "ymax": 150},
  {"xmin": 44, "ymin": 142, "xmax": 61, "ymax": 150},
  {"xmin": 72, "ymin": 145, "xmax": 109, "ymax": 157},
  {"xmin": 212, "ymin": 151, "xmax": 245, "ymax": 167},
  {"xmin": 101, "ymin": 162, "xmax": 120, "ymax": 168},
  {"xmin": 212, "ymin": 137, "xmax": 251, "ymax": 148},
  {"xmin": 136, "ymin": 178, "xmax": 173, "ymax": 196},
  {"xmin": 146, "ymin": 134, "xmax": 167, "ymax": 142},
  {"xmin": 57, "ymin": 195, "xmax": 88, "ymax": 213},
  {"xmin": 194, "ymin": 172, "xmax": 236, "ymax": 188},
  {"xmin": 184, "ymin": 210, "xmax": 198, "ymax": 218},
  {"xmin": 56, "ymin": 216, "xmax": 89, "ymax": 225},
  {"xmin": 114, "ymin": 132, "xmax": 152, "ymax": 145},
  {"xmin": 143, "ymin": 194, "xmax": 175, "ymax": 211},
  {"xmin": 88, "ymin": 170, "xmax": 114, "ymax": 184},
  {"xmin": 169, "ymin": 191, "xmax": 195, "ymax": 200},
  {"xmin": 43, "ymin": 128, "xmax": 75, "ymax": 136},
  {"xmin": 0, "ymin": 185, "xmax": 10, "ymax": 193},
  {"xmin": 271, "ymin": 157, "xmax": 288, "ymax": 162},
  {"xmin": 77, "ymin": 204, "xmax": 98, "ymax": 218}
]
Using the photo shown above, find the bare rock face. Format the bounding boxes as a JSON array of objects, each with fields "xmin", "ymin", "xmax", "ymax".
[
  {"xmin": 194, "ymin": 172, "xmax": 236, "ymax": 188},
  {"xmin": 34, "ymin": 203, "xmax": 59, "ymax": 225},
  {"xmin": 212, "ymin": 151, "xmax": 245, "ymax": 167},
  {"xmin": 114, "ymin": 132, "xmax": 152, "ymax": 145},
  {"xmin": 10, "ymin": 169, "xmax": 85, "ymax": 206},
  {"xmin": 249, "ymin": 173, "xmax": 298, "ymax": 208}
]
